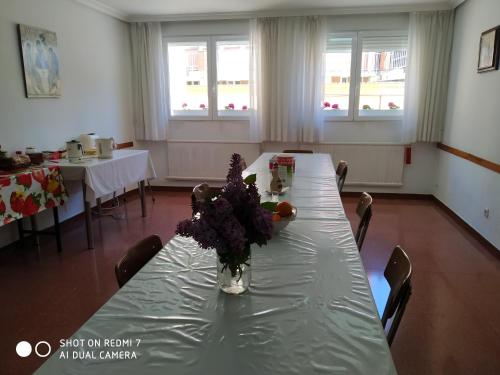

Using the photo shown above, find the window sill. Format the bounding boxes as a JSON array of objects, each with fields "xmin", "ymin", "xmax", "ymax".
[
  {"xmin": 324, "ymin": 118, "xmax": 402, "ymax": 124},
  {"xmin": 354, "ymin": 116, "xmax": 404, "ymax": 122}
]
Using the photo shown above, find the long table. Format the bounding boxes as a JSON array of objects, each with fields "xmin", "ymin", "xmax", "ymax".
[
  {"xmin": 0, "ymin": 166, "xmax": 67, "ymax": 251},
  {"xmin": 248, "ymin": 153, "xmax": 346, "ymax": 221},
  {"xmin": 35, "ymin": 153, "xmax": 396, "ymax": 374}
]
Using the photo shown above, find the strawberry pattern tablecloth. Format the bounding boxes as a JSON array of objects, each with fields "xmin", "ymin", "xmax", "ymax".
[{"xmin": 0, "ymin": 166, "xmax": 67, "ymax": 227}]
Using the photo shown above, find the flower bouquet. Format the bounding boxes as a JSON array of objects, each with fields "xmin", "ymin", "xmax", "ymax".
[{"xmin": 176, "ymin": 153, "xmax": 273, "ymax": 294}]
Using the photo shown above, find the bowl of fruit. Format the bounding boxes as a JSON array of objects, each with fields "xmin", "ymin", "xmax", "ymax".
[{"xmin": 271, "ymin": 201, "xmax": 297, "ymax": 234}]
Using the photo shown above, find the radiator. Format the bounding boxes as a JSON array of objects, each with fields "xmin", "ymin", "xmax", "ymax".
[
  {"xmin": 262, "ymin": 143, "xmax": 405, "ymax": 186},
  {"xmin": 319, "ymin": 144, "xmax": 404, "ymax": 186},
  {"xmin": 167, "ymin": 142, "xmax": 404, "ymax": 186},
  {"xmin": 167, "ymin": 142, "xmax": 261, "ymax": 181}
]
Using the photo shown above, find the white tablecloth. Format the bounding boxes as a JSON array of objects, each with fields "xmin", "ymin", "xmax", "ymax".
[
  {"xmin": 55, "ymin": 149, "xmax": 156, "ymax": 201},
  {"xmin": 254, "ymin": 174, "xmax": 346, "ymax": 221},
  {"xmin": 35, "ymin": 153, "xmax": 396, "ymax": 375}
]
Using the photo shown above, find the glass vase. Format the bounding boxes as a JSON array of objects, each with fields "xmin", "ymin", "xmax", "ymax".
[{"xmin": 216, "ymin": 256, "xmax": 251, "ymax": 295}]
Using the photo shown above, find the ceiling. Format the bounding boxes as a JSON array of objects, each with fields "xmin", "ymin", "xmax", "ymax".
[{"xmin": 76, "ymin": 0, "xmax": 461, "ymax": 21}]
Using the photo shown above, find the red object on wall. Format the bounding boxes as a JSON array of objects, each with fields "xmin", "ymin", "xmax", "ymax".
[{"xmin": 404, "ymin": 145, "xmax": 412, "ymax": 165}]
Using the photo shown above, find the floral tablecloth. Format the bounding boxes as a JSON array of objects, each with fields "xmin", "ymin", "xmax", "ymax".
[{"xmin": 0, "ymin": 166, "xmax": 67, "ymax": 227}]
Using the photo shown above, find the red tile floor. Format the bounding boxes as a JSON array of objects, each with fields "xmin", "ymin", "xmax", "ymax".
[{"xmin": 0, "ymin": 192, "xmax": 499, "ymax": 375}]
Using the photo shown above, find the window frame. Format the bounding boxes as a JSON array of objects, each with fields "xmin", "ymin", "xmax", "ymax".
[
  {"xmin": 354, "ymin": 30, "xmax": 408, "ymax": 122},
  {"xmin": 323, "ymin": 32, "xmax": 358, "ymax": 122},
  {"xmin": 165, "ymin": 35, "xmax": 250, "ymax": 121},
  {"xmin": 324, "ymin": 30, "xmax": 408, "ymax": 123},
  {"xmin": 212, "ymin": 35, "xmax": 251, "ymax": 121},
  {"xmin": 165, "ymin": 36, "xmax": 211, "ymax": 120}
]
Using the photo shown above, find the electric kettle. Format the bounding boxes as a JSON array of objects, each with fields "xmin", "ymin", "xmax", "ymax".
[
  {"xmin": 96, "ymin": 138, "xmax": 115, "ymax": 159},
  {"xmin": 66, "ymin": 140, "xmax": 84, "ymax": 162},
  {"xmin": 78, "ymin": 133, "xmax": 99, "ymax": 152}
]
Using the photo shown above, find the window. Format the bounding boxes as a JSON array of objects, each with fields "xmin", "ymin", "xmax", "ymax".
[
  {"xmin": 324, "ymin": 32, "xmax": 407, "ymax": 121},
  {"xmin": 166, "ymin": 37, "xmax": 250, "ymax": 120},
  {"xmin": 358, "ymin": 36, "xmax": 407, "ymax": 118},
  {"xmin": 167, "ymin": 41, "xmax": 209, "ymax": 117},
  {"xmin": 324, "ymin": 36, "xmax": 354, "ymax": 118},
  {"xmin": 216, "ymin": 40, "xmax": 250, "ymax": 117}
]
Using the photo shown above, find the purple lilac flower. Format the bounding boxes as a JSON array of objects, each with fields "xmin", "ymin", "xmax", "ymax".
[
  {"xmin": 218, "ymin": 216, "xmax": 246, "ymax": 254},
  {"xmin": 246, "ymin": 183, "xmax": 260, "ymax": 202},
  {"xmin": 212, "ymin": 197, "xmax": 233, "ymax": 219},
  {"xmin": 252, "ymin": 205, "xmax": 273, "ymax": 240},
  {"xmin": 177, "ymin": 218, "xmax": 222, "ymax": 250},
  {"xmin": 226, "ymin": 153, "xmax": 244, "ymax": 184},
  {"xmin": 175, "ymin": 153, "xmax": 273, "ymax": 272}
]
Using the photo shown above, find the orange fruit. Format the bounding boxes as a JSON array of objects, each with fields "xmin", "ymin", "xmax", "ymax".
[
  {"xmin": 276, "ymin": 201, "xmax": 293, "ymax": 217},
  {"xmin": 272, "ymin": 213, "xmax": 282, "ymax": 222}
]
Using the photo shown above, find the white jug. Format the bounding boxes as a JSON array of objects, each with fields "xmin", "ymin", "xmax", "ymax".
[
  {"xmin": 96, "ymin": 138, "xmax": 115, "ymax": 159},
  {"xmin": 66, "ymin": 141, "xmax": 84, "ymax": 162},
  {"xmin": 78, "ymin": 133, "xmax": 99, "ymax": 152}
]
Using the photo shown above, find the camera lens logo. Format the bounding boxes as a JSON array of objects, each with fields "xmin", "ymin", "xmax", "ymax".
[
  {"xmin": 16, "ymin": 341, "xmax": 32, "ymax": 357},
  {"xmin": 16, "ymin": 341, "xmax": 51, "ymax": 358}
]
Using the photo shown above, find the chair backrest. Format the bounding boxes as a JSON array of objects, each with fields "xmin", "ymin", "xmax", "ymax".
[
  {"xmin": 240, "ymin": 157, "xmax": 247, "ymax": 170},
  {"xmin": 191, "ymin": 184, "xmax": 222, "ymax": 216},
  {"xmin": 115, "ymin": 141, "xmax": 134, "ymax": 150},
  {"xmin": 336, "ymin": 160, "xmax": 348, "ymax": 193},
  {"xmin": 381, "ymin": 245, "xmax": 412, "ymax": 346},
  {"xmin": 115, "ymin": 235, "xmax": 163, "ymax": 288},
  {"xmin": 355, "ymin": 192, "xmax": 373, "ymax": 251},
  {"xmin": 282, "ymin": 149, "xmax": 313, "ymax": 154}
]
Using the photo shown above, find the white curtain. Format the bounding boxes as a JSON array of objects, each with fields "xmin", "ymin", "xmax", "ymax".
[
  {"xmin": 130, "ymin": 22, "xmax": 168, "ymax": 141},
  {"xmin": 250, "ymin": 16, "xmax": 326, "ymax": 143},
  {"xmin": 249, "ymin": 19, "xmax": 262, "ymax": 142},
  {"xmin": 403, "ymin": 10, "xmax": 454, "ymax": 143}
]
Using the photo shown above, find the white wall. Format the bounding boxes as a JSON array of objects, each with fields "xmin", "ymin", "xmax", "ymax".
[
  {"xmin": 0, "ymin": 0, "xmax": 133, "ymax": 247},
  {"xmin": 435, "ymin": 0, "xmax": 500, "ymax": 248}
]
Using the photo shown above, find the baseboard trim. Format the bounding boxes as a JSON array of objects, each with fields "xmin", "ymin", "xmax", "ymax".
[
  {"xmin": 341, "ymin": 192, "xmax": 433, "ymax": 200},
  {"xmin": 152, "ymin": 186, "xmax": 193, "ymax": 192},
  {"xmin": 341, "ymin": 191, "xmax": 498, "ymax": 255},
  {"xmin": 431, "ymin": 196, "xmax": 499, "ymax": 256}
]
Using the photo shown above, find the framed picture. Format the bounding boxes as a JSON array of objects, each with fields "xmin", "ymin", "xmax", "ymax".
[
  {"xmin": 477, "ymin": 26, "xmax": 500, "ymax": 72},
  {"xmin": 18, "ymin": 24, "xmax": 61, "ymax": 98}
]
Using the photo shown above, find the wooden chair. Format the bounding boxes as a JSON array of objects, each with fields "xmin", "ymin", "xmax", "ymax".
[
  {"xmin": 191, "ymin": 184, "xmax": 222, "ymax": 216},
  {"xmin": 381, "ymin": 245, "xmax": 412, "ymax": 346},
  {"xmin": 355, "ymin": 192, "xmax": 373, "ymax": 251},
  {"xmin": 190, "ymin": 156, "xmax": 246, "ymax": 215},
  {"xmin": 282, "ymin": 149, "xmax": 313, "ymax": 154},
  {"xmin": 115, "ymin": 141, "xmax": 134, "ymax": 150},
  {"xmin": 336, "ymin": 160, "xmax": 348, "ymax": 193},
  {"xmin": 115, "ymin": 235, "xmax": 163, "ymax": 288}
]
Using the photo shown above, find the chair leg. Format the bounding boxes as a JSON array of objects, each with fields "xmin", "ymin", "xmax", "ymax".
[
  {"xmin": 17, "ymin": 219, "xmax": 25, "ymax": 248},
  {"xmin": 53, "ymin": 207, "xmax": 62, "ymax": 252},
  {"xmin": 386, "ymin": 285, "xmax": 412, "ymax": 346},
  {"xmin": 112, "ymin": 191, "xmax": 120, "ymax": 208},
  {"xmin": 97, "ymin": 198, "xmax": 102, "ymax": 216},
  {"xmin": 30, "ymin": 216, "xmax": 40, "ymax": 247}
]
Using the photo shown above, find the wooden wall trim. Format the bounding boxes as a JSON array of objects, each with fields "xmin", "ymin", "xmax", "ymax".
[
  {"xmin": 437, "ymin": 143, "xmax": 500, "ymax": 173},
  {"xmin": 341, "ymin": 192, "xmax": 433, "ymax": 200}
]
